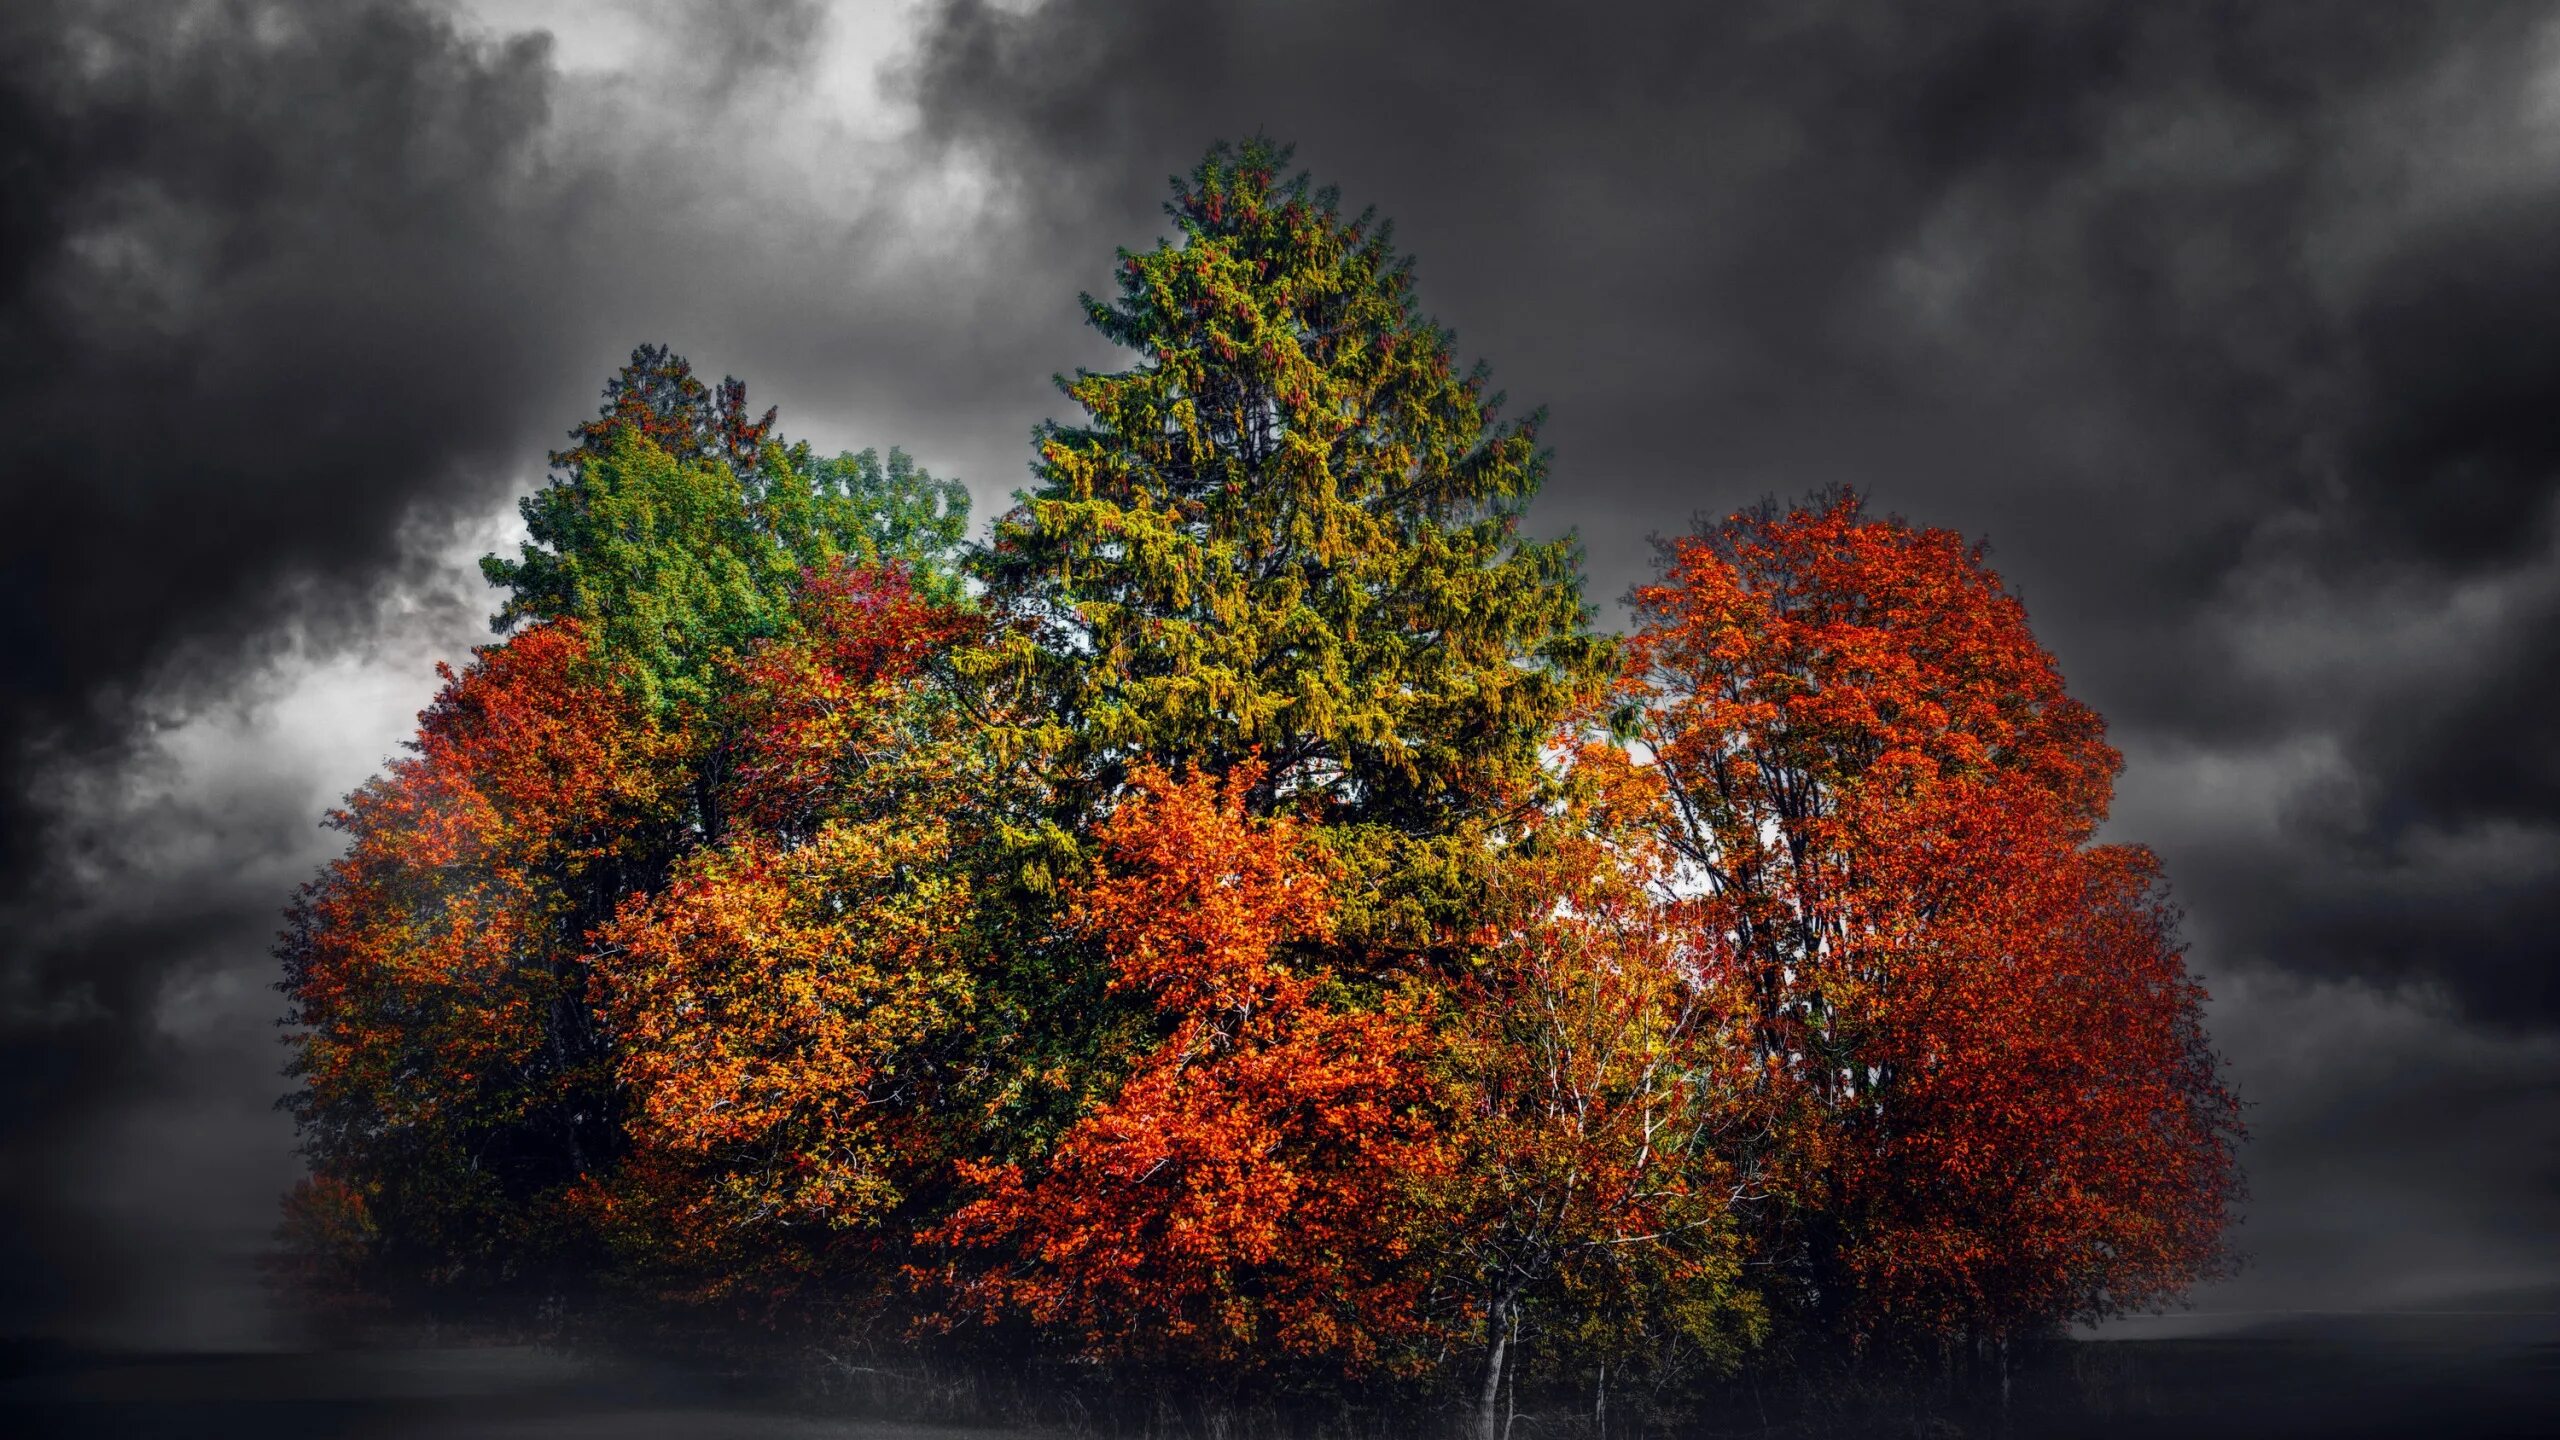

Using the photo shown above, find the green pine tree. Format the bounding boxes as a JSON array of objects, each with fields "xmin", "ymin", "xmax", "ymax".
[{"xmin": 978, "ymin": 140, "xmax": 1608, "ymax": 877}]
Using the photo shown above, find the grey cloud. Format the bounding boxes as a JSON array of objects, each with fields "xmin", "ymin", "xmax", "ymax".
[
  {"xmin": 2192, "ymin": 967, "xmax": 2560, "ymax": 1313},
  {"xmin": 0, "ymin": 0, "xmax": 575, "ymax": 802},
  {"xmin": 0, "ymin": 0, "xmax": 596, "ymax": 1334}
]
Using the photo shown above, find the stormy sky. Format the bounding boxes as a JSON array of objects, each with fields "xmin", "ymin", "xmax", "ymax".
[{"xmin": 2, "ymin": 0, "xmax": 2555, "ymax": 1346}]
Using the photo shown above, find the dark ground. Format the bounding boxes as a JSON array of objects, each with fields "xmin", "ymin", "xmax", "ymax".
[{"xmin": 3, "ymin": 1318, "xmax": 2556, "ymax": 1440}]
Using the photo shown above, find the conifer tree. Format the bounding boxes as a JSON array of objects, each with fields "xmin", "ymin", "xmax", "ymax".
[{"xmin": 978, "ymin": 140, "xmax": 1608, "ymax": 856}]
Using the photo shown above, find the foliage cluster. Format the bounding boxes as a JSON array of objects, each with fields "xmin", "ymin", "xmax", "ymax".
[{"xmin": 280, "ymin": 141, "xmax": 2240, "ymax": 1430}]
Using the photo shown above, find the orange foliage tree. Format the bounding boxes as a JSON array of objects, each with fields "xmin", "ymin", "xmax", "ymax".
[
  {"xmin": 927, "ymin": 765, "xmax": 1453, "ymax": 1374},
  {"xmin": 580, "ymin": 563, "xmax": 982, "ymax": 1306},
  {"xmin": 1626, "ymin": 489, "xmax": 2241, "ymax": 1351},
  {"xmin": 283, "ymin": 339, "xmax": 983, "ymax": 1310}
]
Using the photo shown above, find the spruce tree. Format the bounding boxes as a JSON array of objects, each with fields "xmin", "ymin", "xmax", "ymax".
[{"xmin": 980, "ymin": 140, "xmax": 1607, "ymax": 869}]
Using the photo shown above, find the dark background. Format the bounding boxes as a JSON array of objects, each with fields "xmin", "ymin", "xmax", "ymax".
[{"xmin": 1, "ymin": 0, "xmax": 2554, "ymax": 1358}]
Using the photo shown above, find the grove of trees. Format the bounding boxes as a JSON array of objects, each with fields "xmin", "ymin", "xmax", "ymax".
[{"xmin": 277, "ymin": 140, "xmax": 2241, "ymax": 1433}]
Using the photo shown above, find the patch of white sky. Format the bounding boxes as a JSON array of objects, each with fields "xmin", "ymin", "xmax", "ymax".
[{"xmin": 442, "ymin": 0, "xmax": 1024, "ymax": 253}]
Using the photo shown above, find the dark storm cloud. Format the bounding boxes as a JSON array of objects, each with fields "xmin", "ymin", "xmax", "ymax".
[
  {"xmin": 2194, "ymin": 968, "xmax": 2560, "ymax": 1311},
  {"xmin": 0, "ymin": 0, "xmax": 580, "ymax": 857},
  {"xmin": 908, "ymin": 0, "xmax": 2560, "ymax": 1022},
  {"xmin": 0, "ymin": 0, "xmax": 597, "ymax": 1333}
]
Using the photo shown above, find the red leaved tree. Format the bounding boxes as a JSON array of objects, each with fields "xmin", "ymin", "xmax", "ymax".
[
  {"xmin": 1626, "ymin": 490, "xmax": 2240, "ymax": 1354},
  {"xmin": 1823, "ymin": 785, "xmax": 2238, "ymax": 1343}
]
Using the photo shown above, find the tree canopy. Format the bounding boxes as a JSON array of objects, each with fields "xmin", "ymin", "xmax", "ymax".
[{"xmin": 278, "ymin": 146, "xmax": 2240, "ymax": 1429}]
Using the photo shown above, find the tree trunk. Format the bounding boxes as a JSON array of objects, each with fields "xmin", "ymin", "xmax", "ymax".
[
  {"xmin": 1476, "ymin": 1302, "xmax": 1512, "ymax": 1440},
  {"xmin": 1506, "ymin": 1351, "xmax": 1517, "ymax": 1440},
  {"xmin": 1595, "ymin": 1360, "xmax": 1607, "ymax": 1439}
]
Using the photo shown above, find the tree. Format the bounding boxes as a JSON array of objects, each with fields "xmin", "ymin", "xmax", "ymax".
[
  {"xmin": 283, "ymin": 347, "xmax": 975, "ymax": 1303},
  {"xmin": 1439, "ymin": 739, "xmax": 1766, "ymax": 1438},
  {"xmin": 586, "ymin": 820, "xmax": 973, "ymax": 1305},
  {"xmin": 930, "ymin": 142, "xmax": 1631, "ymax": 1373},
  {"xmin": 973, "ymin": 139, "xmax": 1609, "ymax": 950},
  {"xmin": 544, "ymin": 340, "xmax": 777, "ymax": 492},
  {"xmin": 1817, "ymin": 783, "xmax": 2241, "ymax": 1347},
  {"xmin": 926, "ymin": 765, "xmax": 1452, "ymax": 1374},
  {"xmin": 799, "ymin": 447, "xmax": 977, "ymax": 606},
  {"xmin": 579, "ymin": 562, "xmax": 986, "ymax": 1309},
  {"xmin": 719, "ymin": 561, "xmax": 978, "ymax": 839},
  {"xmin": 485, "ymin": 345, "xmax": 970, "ymax": 711},
  {"xmin": 1625, "ymin": 489, "xmax": 2241, "ymax": 1351},
  {"xmin": 279, "ymin": 622, "xmax": 681, "ymax": 1291}
]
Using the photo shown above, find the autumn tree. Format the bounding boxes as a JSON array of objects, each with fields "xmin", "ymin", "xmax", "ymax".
[
  {"xmin": 282, "ymin": 347, "xmax": 973, "ymax": 1303},
  {"xmin": 485, "ymin": 345, "xmax": 970, "ymax": 712},
  {"xmin": 1817, "ymin": 785, "xmax": 2239, "ymax": 1348},
  {"xmin": 585, "ymin": 822, "xmax": 971, "ymax": 1305},
  {"xmin": 927, "ymin": 765, "xmax": 1452, "ymax": 1375},
  {"xmin": 1437, "ymin": 739, "xmax": 1769, "ymax": 1436},
  {"xmin": 579, "ymin": 563, "xmax": 988, "ymax": 1309},
  {"xmin": 1625, "ymin": 489, "xmax": 2241, "ymax": 1354},
  {"xmin": 279, "ymin": 622, "xmax": 681, "ymax": 1290},
  {"xmin": 543, "ymin": 340, "xmax": 777, "ymax": 492}
]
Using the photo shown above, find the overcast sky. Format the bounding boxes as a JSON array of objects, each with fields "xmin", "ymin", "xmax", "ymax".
[{"xmin": 3, "ymin": 0, "xmax": 2555, "ymax": 1346}]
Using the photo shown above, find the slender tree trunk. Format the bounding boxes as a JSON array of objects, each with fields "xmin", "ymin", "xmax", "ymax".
[
  {"xmin": 1477, "ymin": 1300, "xmax": 1512, "ymax": 1440},
  {"xmin": 1595, "ymin": 1360, "xmax": 1607, "ymax": 1439},
  {"xmin": 1505, "ymin": 1352, "xmax": 1517, "ymax": 1440}
]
